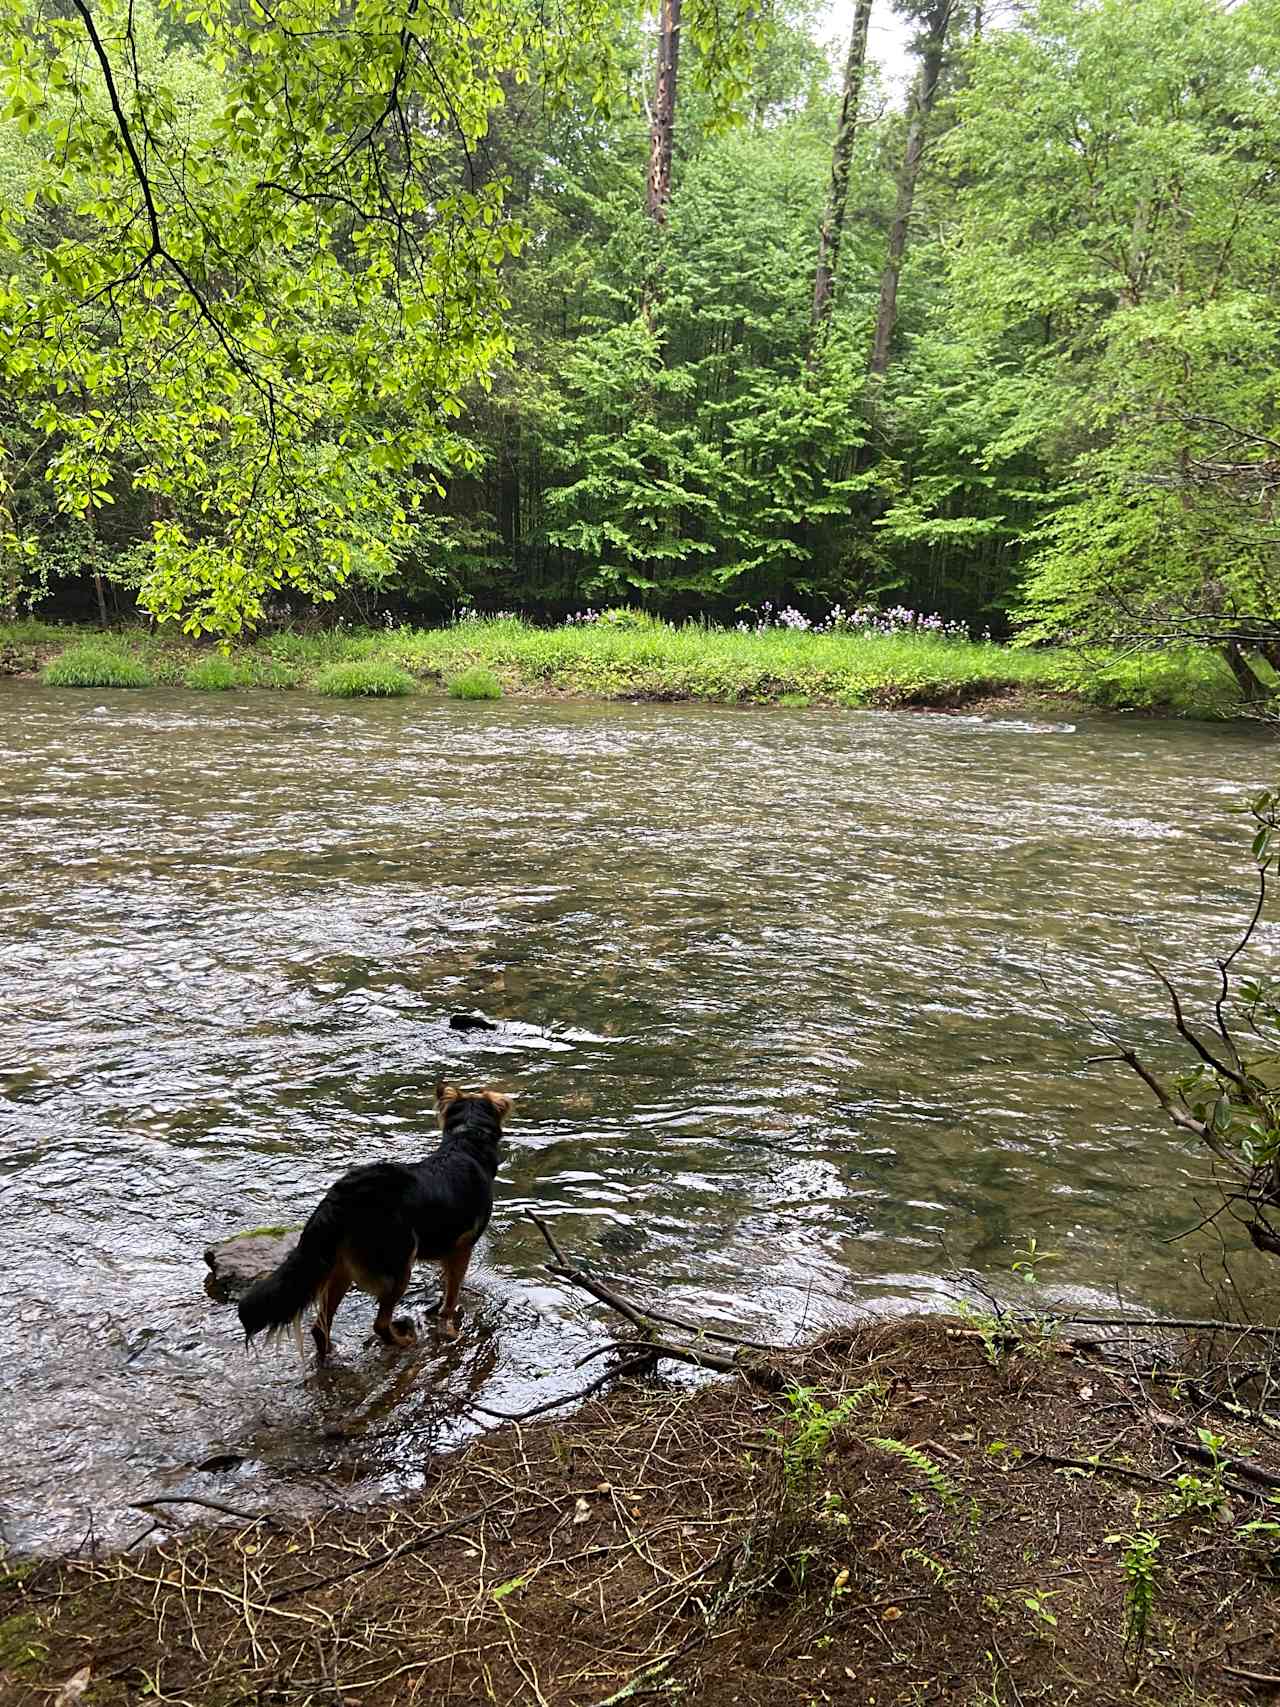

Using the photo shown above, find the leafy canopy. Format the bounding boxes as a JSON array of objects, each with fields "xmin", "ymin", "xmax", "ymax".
[{"xmin": 0, "ymin": 0, "xmax": 764, "ymax": 635}]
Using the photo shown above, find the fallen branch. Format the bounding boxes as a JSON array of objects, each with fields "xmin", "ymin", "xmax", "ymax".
[
  {"xmin": 1167, "ymin": 1434, "xmax": 1280, "ymax": 1493},
  {"xmin": 469, "ymin": 1354, "xmax": 658, "ymax": 1422},
  {"xmin": 525, "ymin": 1211, "xmax": 784, "ymax": 1390}
]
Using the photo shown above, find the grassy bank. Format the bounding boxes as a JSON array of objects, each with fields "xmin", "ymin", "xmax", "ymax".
[
  {"xmin": 0, "ymin": 616, "xmax": 1243, "ymax": 715},
  {"xmin": 5, "ymin": 1319, "xmax": 1279, "ymax": 1705}
]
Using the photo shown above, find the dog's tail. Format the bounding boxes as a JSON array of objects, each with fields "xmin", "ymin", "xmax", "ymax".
[{"xmin": 237, "ymin": 1202, "xmax": 342, "ymax": 1351}]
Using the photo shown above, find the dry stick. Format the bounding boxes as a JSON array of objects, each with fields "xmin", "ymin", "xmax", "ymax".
[
  {"xmin": 1054, "ymin": 1314, "xmax": 1280, "ymax": 1340},
  {"xmin": 1224, "ymin": 1664, "xmax": 1280, "ymax": 1686},
  {"xmin": 1015, "ymin": 1451, "xmax": 1172, "ymax": 1489}
]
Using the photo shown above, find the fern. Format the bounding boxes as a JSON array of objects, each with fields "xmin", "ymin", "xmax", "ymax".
[{"xmin": 871, "ymin": 1437, "xmax": 959, "ymax": 1511}]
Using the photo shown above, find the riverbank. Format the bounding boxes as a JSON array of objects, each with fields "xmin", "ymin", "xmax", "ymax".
[
  {"xmin": 5, "ymin": 1318, "xmax": 1279, "ymax": 1705},
  {"xmin": 0, "ymin": 617, "xmax": 1244, "ymax": 715}
]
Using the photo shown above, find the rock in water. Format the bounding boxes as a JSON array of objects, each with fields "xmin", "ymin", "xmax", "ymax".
[
  {"xmin": 204, "ymin": 1228, "xmax": 299, "ymax": 1301},
  {"xmin": 448, "ymin": 1010, "xmax": 498, "ymax": 1032}
]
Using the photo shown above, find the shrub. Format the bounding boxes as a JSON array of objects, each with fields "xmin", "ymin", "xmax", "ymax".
[
  {"xmin": 315, "ymin": 661, "xmax": 416, "ymax": 698},
  {"xmin": 43, "ymin": 642, "xmax": 154, "ymax": 689},
  {"xmin": 447, "ymin": 666, "xmax": 503, "ymax": 701},
  {"xmin": 185, "ymin": 656, "xmax": 238, "ymax": 691}
]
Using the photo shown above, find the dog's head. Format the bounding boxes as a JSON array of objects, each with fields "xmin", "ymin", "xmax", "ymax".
[{"xmin": 435, "ymin": 1078, "xmax": 515, "ymax": 1131}]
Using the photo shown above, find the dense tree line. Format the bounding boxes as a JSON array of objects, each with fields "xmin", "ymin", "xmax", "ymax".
[{"xmin": 1, "ymin": 0, "xmax": 1278, "ymax": 679}]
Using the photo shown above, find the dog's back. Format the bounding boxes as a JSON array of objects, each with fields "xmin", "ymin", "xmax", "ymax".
[{"xmin": 237, "ymin": 1081, "xmax": 512, "ymax": 1358}]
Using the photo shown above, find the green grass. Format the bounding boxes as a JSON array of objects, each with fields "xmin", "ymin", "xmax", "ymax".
[
  {"xmin": 185, "ymin": 655, "xmax": 238, "ymax": 691},
  {"xmin": 447, "ymin": 664, "xmax": 503, "ymax": 700},
  {"xmin": 42, "ymin": 640, "xmax": 155, "ymax": 688},
  {"xmin": 378, "ymin": 618, "xmax": 1240, "ymax": 716},
  {"xmin": 314, "ymin": 659, "xmax": 416, "ymax": 698},
  {"xmin": 9, "ymin": 617, "xmax": 1246, "ymax": 717}
]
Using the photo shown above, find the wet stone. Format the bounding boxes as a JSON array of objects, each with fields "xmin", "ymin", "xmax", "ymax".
[
  {"xmin": 204, "ymin": 1229, "xmax": 299, "ymax": 1301},
  {"xmin": 448, "ymin": 1010, "xmax": 498, "ymax": 1032}
]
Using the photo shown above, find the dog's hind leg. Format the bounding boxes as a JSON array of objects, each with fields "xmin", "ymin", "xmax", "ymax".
[
  {"xmin": 371, "ymin": 1252, "xmax": 417, "ymax": 1349},
  {"xmin": 311, "ymin": 1265, "xmax": 351, "ymax": 1362},
  {"xmin": 437, "ymin": 1238, "xmax": 477, "ymax": 1341}
]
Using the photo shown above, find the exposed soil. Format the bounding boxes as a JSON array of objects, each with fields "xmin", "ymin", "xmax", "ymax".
[{"xmin": 4, "ymin": 1319, "xmax": 1280, "ymax": 1706}]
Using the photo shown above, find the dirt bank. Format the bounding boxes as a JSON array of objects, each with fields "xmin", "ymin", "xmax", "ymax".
[{"xmin": 4, "ymin": 1318, "xmax": 1280, "ymax": 1705}]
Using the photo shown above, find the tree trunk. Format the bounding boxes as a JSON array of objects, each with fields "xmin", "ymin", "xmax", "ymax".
[
  {"xmin": 812, "ymin": 0, "xmax": 873, "ymax": 328},
  {"xmin": 86, "ymin": 488, "xmax": 109, "ymax": 628},
  {"xmin": 868, "ymin": 1, "xmax": 952, "ymax": 380},
  {"xmin": 646, "ymin": 0, "xmax": 682, "ymax": 224},
  {"xmin": 1222, "ymin": 639, "xmax": 1271, "ymax": 700}
]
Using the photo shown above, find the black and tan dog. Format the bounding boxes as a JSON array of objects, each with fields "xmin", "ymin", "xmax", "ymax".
[{"xmin": 238, "ymin": 1080, "xmax": 513, "ymax": 1360}]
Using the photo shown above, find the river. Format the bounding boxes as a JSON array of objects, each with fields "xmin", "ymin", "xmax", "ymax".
[{"xmin": 1, "ymin": 684, "xmax": 1274, "ymax": 1552}]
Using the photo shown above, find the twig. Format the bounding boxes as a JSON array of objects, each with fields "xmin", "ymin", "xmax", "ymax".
[
  {"xmin": 266, "ymin": 1496, "xmax": 514, "ymax": 1604},
  {"xmin": 130, "ymin": 1495, "xmax": 273, "ymax": 1524},
  {"xmin": 1056, "ymin": 1314, "xmax": 1280, "ymax": 1340},
  {"xmin": 1144, "ymin": 956, "xmax": 1252, "ymax": 1098},
  {"xmin": 1015, "ymin": 1450, "xmax": 1171, "ymax": 1489},
  {"xmin": 469, "ymin": 1354, "xmax": 657, "ymax": 1422},
  {"xmin": 1215, "ymin": 864, "xmax": 1267, "ymax": 1051}
]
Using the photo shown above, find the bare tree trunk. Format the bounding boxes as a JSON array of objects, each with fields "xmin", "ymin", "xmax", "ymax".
[
  {"xmin": 646, "ymin": 0, "xmax": 682, "ymax": 224},
  {"xmin": 813, "ymin": 0, "xmax": 873, "ymax": 328},
  {"xmin": 86, "ymin": 488, "xmax": 109, "ymax": 628},
  {"xmin": 868, "ymin": 1, "xmax": 952, "ymax": 379}
]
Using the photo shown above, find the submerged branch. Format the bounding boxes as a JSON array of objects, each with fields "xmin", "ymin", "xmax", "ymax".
[{"xmin": 525, "ymin": 1210, "xmax": 784, "ymax": 1388}]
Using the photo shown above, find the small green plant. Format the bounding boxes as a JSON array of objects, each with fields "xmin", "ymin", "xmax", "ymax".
[
  {"xmin": 43, "ymin": 641, "xmax": 154, "ymax": 688},
  {"xmin": 1163, "ymin": 1429, "xmax": 1229, "ymax": 1520},
  {"xmin": 777, "ymin": 1382, "xmax": 881, "ymax": 1494},
  {"xmin": 1239, "ymin": 1492, "xmax": 1280, "ymax": 1542},
  {"xmin": 315, "ymin": 661, "xmax": 415, "ymax": 698},
  {"xmin": 1237, "ymin": 1493, "xmax": 1280, "ymax": 1575},
  {"xmin": 777, "ymin": 692, "xmax": 812, "ymax": 707},
  {"xmin": 955, "ymin": 1299, "xmax": 1006, "ymax": 1368},
  {"xmin": 185, "ymin": 655, "xmax": 238, "ymax": 691},
  {"xmin": 446, "ymin": 665, "xmax": 503, "ymax": 700},
  {"xmin": 1010, "ymin": 1237, "xmax": 1060, "ymax": 1286},
  {"xmin": 1106, "ymin": 1519, "xmax": 1161, "ymax": 1657},
  {"xmin": 1021, "ymin": 1588, "xmax": 1061, "ymax": 1633},
  {"xmin": 871, "ymin": 1437, "xmax": 958, "ymax": 1511}
]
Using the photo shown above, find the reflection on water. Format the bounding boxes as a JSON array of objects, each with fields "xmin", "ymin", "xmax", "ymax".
[{"xmin": 0, "ymin": 684, "xmax": 1274, "ymax": 1551}]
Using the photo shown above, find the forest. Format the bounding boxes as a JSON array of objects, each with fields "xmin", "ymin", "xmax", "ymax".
[{"xmin": 1, "ymin": 0, "xmax": 1279, "ymax": 697}]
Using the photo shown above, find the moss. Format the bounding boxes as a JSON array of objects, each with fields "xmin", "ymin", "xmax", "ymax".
[{"xmin": 0, "ymin": 1611, "xmax": 48, "ymax": 1670}]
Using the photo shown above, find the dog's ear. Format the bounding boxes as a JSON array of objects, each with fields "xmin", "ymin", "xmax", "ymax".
[
  {"xmin": 436, "ymin": 1078, "xmax": 461, "ymax": 1109},
  {"xmin": 483, "ymin": 1090, "xmax": 515, "ymax": 1123}
]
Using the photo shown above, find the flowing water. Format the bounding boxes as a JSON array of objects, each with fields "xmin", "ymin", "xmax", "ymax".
[{"xmin": 2, "ymin": 682, "xmax": 1276, "ymax": 1553}]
